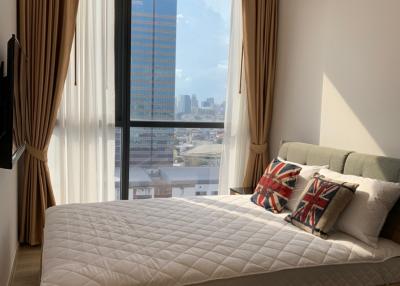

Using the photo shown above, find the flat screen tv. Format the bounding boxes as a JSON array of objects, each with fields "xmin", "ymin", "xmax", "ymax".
[{"xmin": 0, "ymin": 35, "xmax": 26, "ymax": 169}]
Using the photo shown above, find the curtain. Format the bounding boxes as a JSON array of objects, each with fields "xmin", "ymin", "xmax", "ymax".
[
  {"xmin": 218, "ymin": 0, "xmax": 250, "ymax": 195},
  {"xmin": 48, "ymin": 0, "xmax": 115, "ymax": 204},
  {"xmin": 17, "ymin": 0, "xmax": 79, "ymax": 245},
  {"xmin": 242, "ymin": 0, "xmax": 278, "ymax": 188}
]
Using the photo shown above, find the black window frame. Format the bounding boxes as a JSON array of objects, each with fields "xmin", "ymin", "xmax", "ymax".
[{"xmin": 115, "ymin": 0, "xmax": 224, "ymax": 200}]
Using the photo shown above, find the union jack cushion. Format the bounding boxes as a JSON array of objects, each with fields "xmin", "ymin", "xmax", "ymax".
[
  {"xmin": 251, "ymin": 158, "xmax": 302, "ymax": 213},
  {"xmin": 285, "ymin": 174, "xmax": 358, "ymax": 238}
]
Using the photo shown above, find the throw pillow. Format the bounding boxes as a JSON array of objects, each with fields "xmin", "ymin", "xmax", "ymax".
[
  {"xmin": 277, "ymin": 158, "xmax": 329, "ymax": 211},
  {"xmin": 285, "ymin": 174, "xmax": 358, "ymax": 238},
  {"xmin": 319, "ymin": 169, "xmax": 400, "ymax": 247},
  {"xmin": 251, "ymin": 158, "xmax": 302, "ymax": 213}
]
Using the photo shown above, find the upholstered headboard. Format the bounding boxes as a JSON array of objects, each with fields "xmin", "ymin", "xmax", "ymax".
[
  {"xmin": 278, "ymin": 142, "xmax": 352, "ymax": 173},
  {"xmin": 344, "ymin": 153, "xmax": 400, "ymax": 183},
  {"xmin": 278, "ymin": 141, "xmax": 400, "ymax": 182},
  {"xmin": 278, "ymin": 142, "xmax": 400, "ymax": 243},
  {"xmin": 344, "ymin": 153, "xmax": 400, "ymax": 243}
]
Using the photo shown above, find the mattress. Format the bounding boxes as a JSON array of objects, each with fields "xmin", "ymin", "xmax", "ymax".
[
  {"xmin": 195, "ymin": 257, "xmax": 400, "ymax": 286},
  {"xmin": 41, "ymin": 195, "xmax": 400, "ymax": 286}
]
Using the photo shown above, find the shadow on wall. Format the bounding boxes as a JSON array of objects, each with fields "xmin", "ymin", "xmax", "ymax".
[
  {"xmin": 271, "ymin": 0, "xmax": 400, "ymax": 159},
  {"xmin": 270, "ymin": 0, "xmax": 326, "ymax": 157}
]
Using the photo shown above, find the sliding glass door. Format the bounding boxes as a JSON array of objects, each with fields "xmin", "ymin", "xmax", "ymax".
[{"xmin": 115, "ymin": 0, "xmax": 231, "ymax": 200}]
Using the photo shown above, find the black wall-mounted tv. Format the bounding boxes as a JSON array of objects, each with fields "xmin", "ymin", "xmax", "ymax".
[{"xmin": 0, "ymin": 35, "xmax": 26, "ymax": 169}]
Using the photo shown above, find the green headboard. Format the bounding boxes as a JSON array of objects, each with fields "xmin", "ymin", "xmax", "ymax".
[
  {"xmin": 278, "ymin": 142, "xmax": 352, "ymax": 173},
  {"xmin": 278, "ymin": 142, "xmax": 400, "ymax": 182},
  {"xmin": 345, "ymin": 152, "xmax": 400, "ymax": 243},
  {"xmin": 344, "ymin": 153, "xmax": 400, "ymax": 183}
]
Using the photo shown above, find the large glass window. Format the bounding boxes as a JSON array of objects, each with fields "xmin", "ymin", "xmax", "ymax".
[
  {"xmin": 116, "ymin": 0, "xmax": 231, "ymax": 199},
  {"xmin": 128, "ymin": 127, "xmax": 223, "ymax": 199}
]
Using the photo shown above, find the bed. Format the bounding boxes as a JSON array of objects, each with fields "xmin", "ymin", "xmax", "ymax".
[{"xmin": 40, "ymin": 142, "xmax": 400, "ymax": 286}]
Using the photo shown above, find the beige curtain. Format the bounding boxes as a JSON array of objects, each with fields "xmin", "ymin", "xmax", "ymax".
[
  {"xmin": 13, "ymin": 43, "xmax": 27, "ymax": 149},
  {"xmin": 17, "ymin": 0, "xmax": 79, "ymax": 245},
  {"xmin": 242, "ymin": 0, "xmax": 278, "ymax": 188}
]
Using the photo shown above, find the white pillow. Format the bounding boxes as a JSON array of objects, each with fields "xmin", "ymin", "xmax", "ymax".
[
  {"xmin": 278, "ymin": 158, "xmax": 328, "ymax": 211},
  {"xmin": 319, "ymin": 168, "xmax": 400, "ymax": 247}
]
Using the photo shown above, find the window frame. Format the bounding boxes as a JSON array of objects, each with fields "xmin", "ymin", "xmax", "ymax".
[{"xmin": 115, "ymin": 0, "xmax": 225, "ymax": 200}]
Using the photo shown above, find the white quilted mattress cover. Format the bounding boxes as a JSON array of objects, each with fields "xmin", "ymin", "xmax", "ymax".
[{"xmin": 41, "ymin": 195, "xmax": 400, "ymax": 286}]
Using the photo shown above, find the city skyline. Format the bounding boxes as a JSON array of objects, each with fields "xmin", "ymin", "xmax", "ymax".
[
  {"xmin": 175, "ymin": 0, "xmax": 231, "ymax": 105},
  {"xmin": 116, "ymin": 0, "xmax": 231, "ymax": 199}
]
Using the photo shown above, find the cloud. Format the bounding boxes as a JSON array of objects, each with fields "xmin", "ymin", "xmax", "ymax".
[
  {"xmin": 176, "ymin": 68, "xmax": 183, "ymax": 78},
  {"xmin": 202, "ymin": 0, "xmax": 231, "ymax": 23},
  {"xmin": 177, "ymin": 13, "xmax": 190, "ymax": 24},
  {"xmin": 177, "ymin": 13, "xmax": 185, "ymax": 23},
  {"xmin": 184, "ymin": 76, "xmax": 192, "ymax": 82},
  {"xmin": 217, "ymin": 63, "xmax": 228, "ymax": 70}
]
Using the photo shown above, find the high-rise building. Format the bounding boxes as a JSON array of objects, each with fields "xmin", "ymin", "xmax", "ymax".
[
  {"xmin": 130, "ymin": 0, "xmax": 177, "ymax": 167},
  {"xmin": 201, "ymin": 97, "xmax": 215, "ymax": 108},
  {"xmin": 177, "ymin": 94, "xmax": 192, "ymax": 114},
  {"xmin": 206, "ymin": 98, "xmax": 215, "ymax": 107},
  {"xmin": 191, "ymin": 94, "xmax": 199, "ymax": 111}
]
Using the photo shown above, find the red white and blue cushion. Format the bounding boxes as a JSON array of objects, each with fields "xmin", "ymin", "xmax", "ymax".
[
  {"xmin": 251, "ymin": 158, "xmax": 302, "ymax": 213},
  {"xmin": 285, "ymin": 174, "xmax": 358, "ymax": 238}
]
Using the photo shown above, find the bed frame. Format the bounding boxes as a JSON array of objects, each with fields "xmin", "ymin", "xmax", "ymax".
[
  {"xmin": 38, "ymin": 142, "xmax": 400, "ymax": 286},
  {"xmin": 278, "ymin": 142, "xmax": 400, "ymax": 244}
]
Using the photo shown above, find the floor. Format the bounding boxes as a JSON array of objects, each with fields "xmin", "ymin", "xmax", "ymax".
[{"xmin": 10, "ymin": 246, "xmax": 41, "ymax": 286}]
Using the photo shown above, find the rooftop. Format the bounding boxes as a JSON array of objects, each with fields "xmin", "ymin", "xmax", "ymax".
[
  {"xmin": 115, "ymin": 167, "xmax": 152, "ymax": 186},
  {"xmin": 182, "ymin": 144, "xmax": 222, "ymax": 158},
  {"xmin": 116, "ymin": 166, "xmax": 220, "ymax": 187},
  {"xmin": 160, "ymin": 166, "xmax": 219, "ymax": 184}
]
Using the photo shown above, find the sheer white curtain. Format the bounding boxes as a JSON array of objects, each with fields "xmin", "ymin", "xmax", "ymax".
[
  {"xmin": 218, "ymin": 0, "xmax": 250, "ymax": 195},
  {"xmin": 48, "ymin": 0, "xmax": 115, "ymax": 204}
]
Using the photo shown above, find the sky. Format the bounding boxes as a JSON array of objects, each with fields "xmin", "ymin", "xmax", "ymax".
[{"xmin": 175, "ymin": 0, "xmax": 231, "ymax": 105}]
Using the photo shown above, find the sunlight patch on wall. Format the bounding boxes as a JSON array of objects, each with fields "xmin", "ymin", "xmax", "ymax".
[{"xmin": 319, "ymin": 74, "xmax": 384, "ymax": 155}]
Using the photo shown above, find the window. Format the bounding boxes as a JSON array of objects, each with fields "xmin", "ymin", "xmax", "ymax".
[{"xmin": 116, "ymin": 0, "xmax": 231, "ymax": 199}]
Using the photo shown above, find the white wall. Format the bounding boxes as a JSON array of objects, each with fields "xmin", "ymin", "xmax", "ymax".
[
  {"xmin": 270, "ymin": 0, "xmax": 400, "ymax": 159},
  {"xmin": 0, "ymin": 0, "xmax": 16, "ymax": 71},
  {"xmin": 0, "ymin": 0, "xmax": 18, "ymax": 285},
  {"xmin": 0, "ymin": 169, "xmax": 18, "ymax": 286}
]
